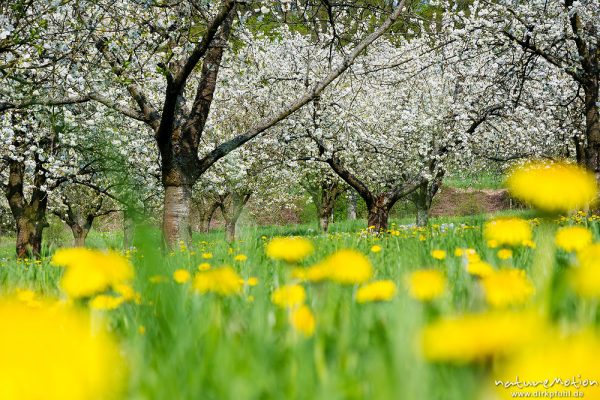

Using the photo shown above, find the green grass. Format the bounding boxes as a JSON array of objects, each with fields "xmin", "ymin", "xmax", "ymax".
[
  {"xmin": 0, "ymin": 212, "xmax": 598, "ymax": 399},
  {"xmin": 444, "ymin": 171, "xmax": 504, "ymax": 190}
]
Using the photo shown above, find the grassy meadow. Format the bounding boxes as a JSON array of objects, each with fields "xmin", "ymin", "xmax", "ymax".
[
  {"xmin": 1, "ymin": 210, "xmax": 600, "ymax": 399},
  {"xmin": 2, "ymin": 162, "xmax": 600, "ymax": 400}
]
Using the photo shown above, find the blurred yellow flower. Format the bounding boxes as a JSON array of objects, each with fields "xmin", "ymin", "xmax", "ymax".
[
  {"xmin": 0, "ymin": 299, "xmax": 126, "ymax": 400},
  {"xmin": 421, "ymin": 312, "xmax": 540, "ymax": 363},
  {"xmin": 246, "ymin": 277, "xmax": 259, "ymax": 286},
  {"xmin": 555, "ymin": 226, "xmax": 592, "ymax": 252},
  {"xmin": 496, "ymin": 249, "xmax": 513, "ymax": 260},
  {"xmin": 192, "ymin": 266, "xmax": 242, "ymax": 296},
  {"xmin": 484, "ymin": 218, "xmax": 532, "ymax": 247},
  {"xmin": 198, "ymin": 262, "xmax": 211, "ymax": 271},
  {"xmin": 406, "ymin": 269, "xmax": 446, "ymax": 301},
  {"xmin": 173, "ymin": 269, "xmax": 191, "ymax": 284},
  {"xmin": 325, "ymin": 249, "xmax": 373, "ymax": 285},
  {"xmin": 494, "ymin": 331, "xmax": 600, "ymax": 399},
  {"xmin": 271, "ymin": 284, "xmax": 306, "ymax": 309},
  {"xmin": 481, "ymin": 269, "xmax": 534, "ymax": 308},
  {"xmin": 266, "ymin": 237, "xmax": 314, "ymax": 263},
  {"xmin": 506, "ymin": 160, "xmax": 597, "ymax": 213},
  {"xmin": 431, "ymin": 249, "xmax": 446, "ymax": 260},
  {"xmin": 201, "ymin": 252, "xmax": 213, "ymax": 259},
  {"xmin": 570, "ymin": 244, "xmax": 600, "ymax": 298},
  {"xmin": 466, "ymin": 260, "xmax": 494, "ymax": 278},
  {"xmin": 113, "ymin": 283, "xmax": 141, "ymax": 303},
  {"xmin": 356, "ymin": 280, "xmax": 397, "ymax": 303},
  {"xmin": 89, "ymin": 294, "xmax": 125, "ymax": 310},
  {"xmin": 290, "ymin": 305, "xmax": 315, "ymax": 337},
  {"xmin": 52, "ymin": 248, "xmax": 134, "ymax": 298},
  {"xmin": 370, "ymin": 244, "xmax": 382, "ymax": 253},
  {"xmin": 291, "ymin": 262, "xmax": 330, "ymax": 283},
  {"xmin": 234, "ymin": 254, "xmax": 247, "ymax": 262}
]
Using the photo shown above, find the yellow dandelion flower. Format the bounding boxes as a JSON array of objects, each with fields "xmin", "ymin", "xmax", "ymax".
[
  {"xmin": 454, "ymin": 248, "xmax": 465, "ymax": 257},
  {"xmin": 292, "ymin": 262, "xmax": 331, "ymax": 283},
  {"xmin": 325, "ymin": 249, "xmax": 373, "ymax": 285},
  {"xmin": 89, "ymin": 294, "xmax": 125, "ymax": 311},
  {"xmin": 290, "ymin": 305, "xmax": 315, "ymax": 337},
  {"xmin": 246, "ymin": 277, "xmax": 259, "ymax": 286},
  {"xmin": 234, "ymin": 254, "xmax": 247, "ymax": 262},
  {"xmin": 570, "ymin": 244, "xmax": 600, "ymax": 298},
  {"xmin": 271, "ymin": 284, "xmax": 306, "ymax": 309},
  {"xmin": 356, "ymin": 280, "xmax": 397, "ymax": 303},
  {"xmin": 370, "ymin": 244, "xmax": 382, "ymax": 253},
  {"xmin": 494, "ymin": 331, "xmax": 600, "ymax": 399},
  {"xmin": 555, "ymin": 226, "xmax": 593, "ymax": 252},
  {"xmin": 421, "ymin": 311, "xmax": 541, "ymax": 363},
  {"xmin": 192, "ymin": 266, "xmax": 242, "ymax": 296},
  {"xmin": 406, "ymin": 269, "xmax": 446, "ymax": 301},
  {"xmin": 173, "ymin": 269, "xmax": 191, "ymax": 284},
  {"xmin": 484, "ymin": 218, "xmax": 532, "ymax": 247},
  {"xmin": 291, "ymin": 268, "xmax": 307, "ymax": 280},
  {"xmin": 52, "ymin": 248, "xmax": 134, "ymax": 298},
  {"xmin": 431, "ymin": 249, "xmax": 447, "ymax": 260},
  {"xmin": 481, "ymin": 269, "xmax": 535, "ymax": 308},
  {"xmin": 201, "ymin": 252, "xmax": 213, "ymax": 259},
  {"xmin": 198, "ymin": 262, "xmax": 211, "ymax": 271},
  {"xmin": 506, "ymin": 160, "xmax": 598, "ymax": 213},
  {"xmin": 266, "ymin": 237, "xmax": 314, "ymax": 263},
  {"xmin": 466, "ymin": 260, "xmax": 495, "ymax": 278},
  {"xmin": 113, "ymin": 283, "xmax": 141, "ymax": 303},
  {"xmin": 496, "ymin": 248, "xmax": 513, "ymax": 260},
  {"xmin": 0, "ymin": 299, "xmax": 127, "ymax": 400}
]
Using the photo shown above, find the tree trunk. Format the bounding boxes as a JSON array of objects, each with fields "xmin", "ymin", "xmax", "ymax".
[
  {"xmin": 162, "ymin": 185, "xmax": 192, "ymax": 247},
  {"xmin": 5, "ymin": 136, "xmax": 49, "ymax": 259},
  {"xmin": 225, "ymin": 220, "xmax": 236, "ymax": 243},
  {"xmin": 583, "ymin": 81, "xmax": 600, "ymax": 179},
  {"xmin": 414, "ymin": 183, "xmax": 431, "ymax": 227},
  {"xmin": 70, "ymin": 224, "xmax": 90, "ymax": 247},
  {"xmin": 319, "ymin": 215, "xmax": 330, "ymax": 232},
  {"xmin": 347, "ymin": 189, "xmax": 357, "ymax": 220},
  {"xmin": 15, "ymin": 216, "xmax": 44, "ymax": 259},
  {"xmin": 204, "ymin": 200, "xmax": 220, "ymax": 233},
  {"xmin": 367, "ymin": 205, "xmax": 390, "ymax": 232},
  {"xmin": 123, "ymin": 208, "xmax": 135, "ymax": 249},
  {"xmin": 317, "ymin": 182, "xmax": 341, "ymax": 233},
  {"xmin": 220, "ymin": 192, "xmax": 251, "ymax": 243}
]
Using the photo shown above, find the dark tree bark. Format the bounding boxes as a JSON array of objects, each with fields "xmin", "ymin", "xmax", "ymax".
[
  {"xmin": 219, "ymin": 192, "xmax": 251, "ymax": 242},
  {"xmin": 306, "ymin": 180, "xmax": 342, "ymax": 233},
  {"xmin": 318, "ymin": 182, "xmax": 342, "ymax": 232},
  {"xmin": 6, "ymin": 161, "xmax": 49, "ymax": 259},
  {"xmin": 4, "ymin": 119, "xmax": 50, "ymax": 259},
  {"xmin": 366, "ymin": 195, "xmax": 394, "ymax": 232}
]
